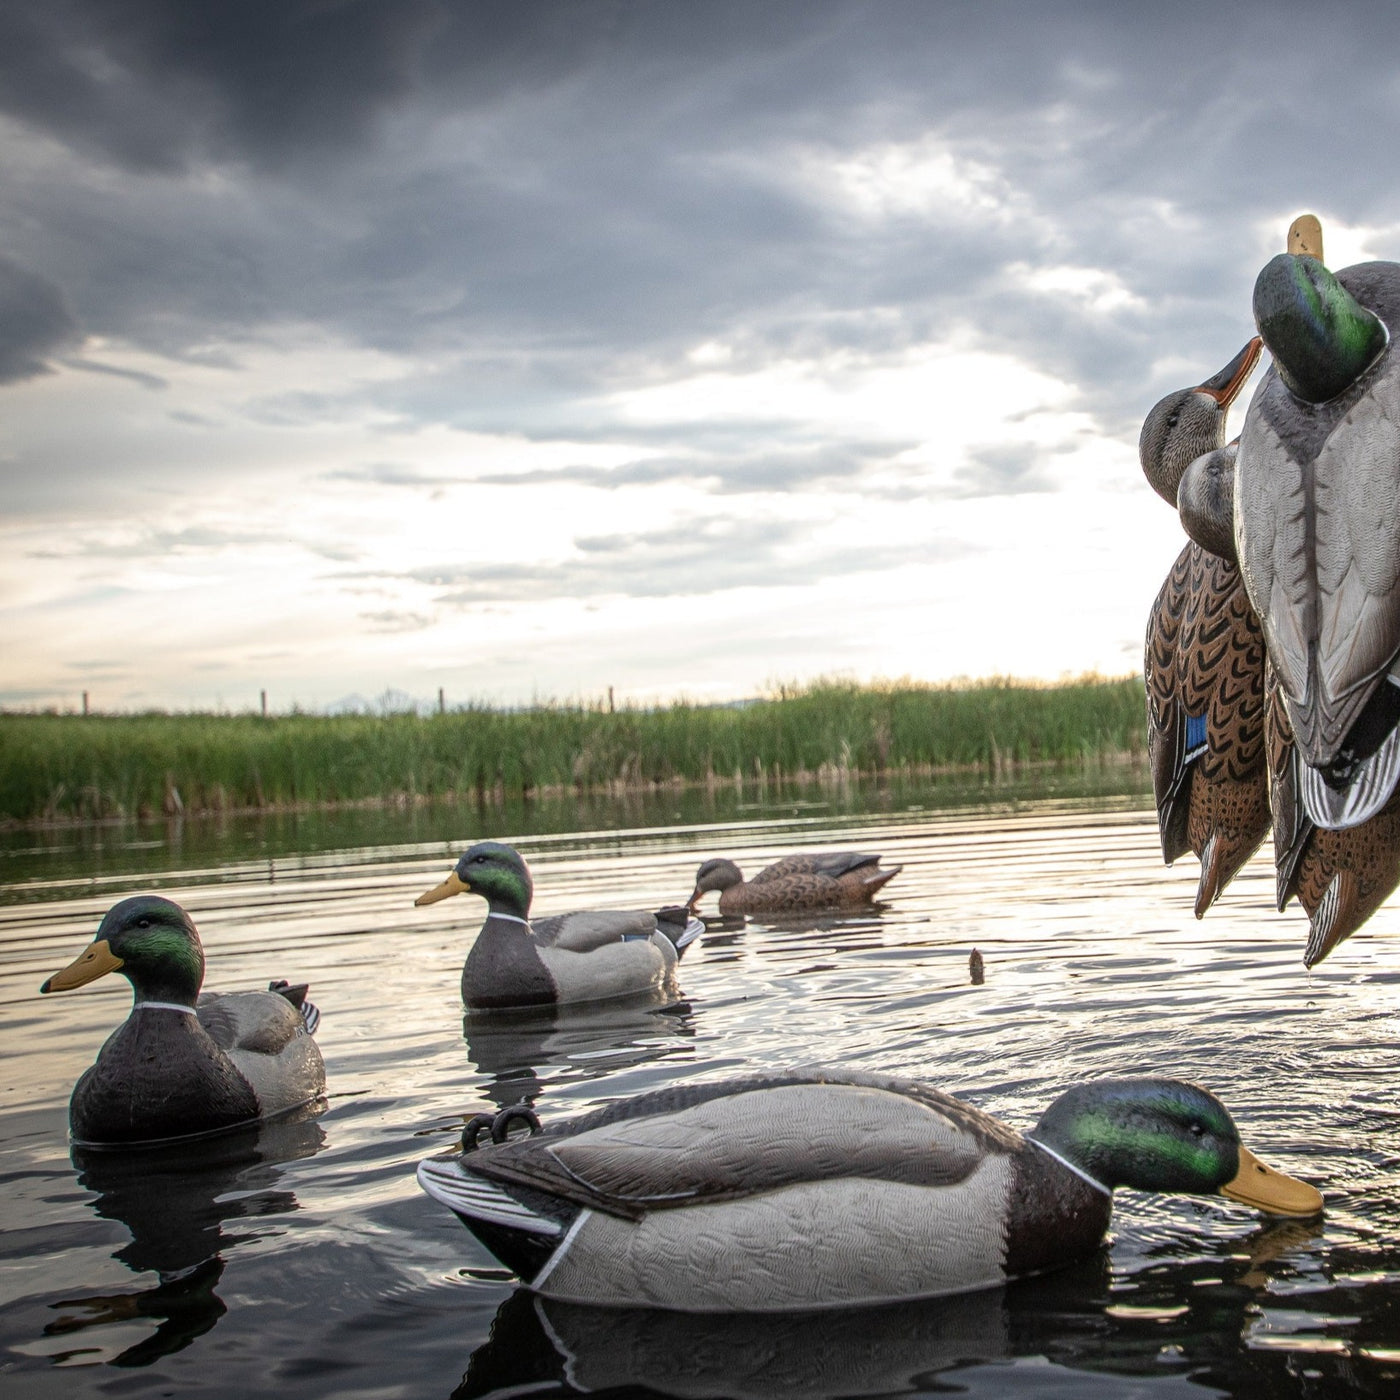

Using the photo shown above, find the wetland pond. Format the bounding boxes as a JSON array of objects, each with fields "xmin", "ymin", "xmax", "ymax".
[{"xmin": 3, "ymin": 771, "xmax": 1400, "ymax": 1398}]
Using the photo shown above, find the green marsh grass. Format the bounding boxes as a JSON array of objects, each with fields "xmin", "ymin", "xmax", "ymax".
[{"xmin": 0, "ymin": 676, "xmax": 1146, "ymax": 825}]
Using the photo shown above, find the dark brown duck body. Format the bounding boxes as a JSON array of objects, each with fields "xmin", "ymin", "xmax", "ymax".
[
  {"xmin": 690, "ymin": 851, "xmax": 901, "ymax": 915},
  {"xmin": 1145, "ymin": 541, "xmax": 1270, "ymax": 915},
  {"xmin": 69, "ymin": 1010, "xmax": 261, "ymax": 1146}
]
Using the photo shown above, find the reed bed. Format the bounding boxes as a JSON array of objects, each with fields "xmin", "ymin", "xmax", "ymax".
[{"xmin": 0, "ymin": 676, "xmax": 1145, "ymax": 826}]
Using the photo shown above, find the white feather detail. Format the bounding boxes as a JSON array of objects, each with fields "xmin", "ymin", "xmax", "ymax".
[
  {"xmin": 416, "ymin": 1159, "xmax": 563, "ymax": 1236},
  {"xmin": 133, "ymin": 1001, "xmax": 198, "ymax": 1015},
  {"xmin": 1300, "ymin": 714, "xmax": 1400, "ymax": 829}
]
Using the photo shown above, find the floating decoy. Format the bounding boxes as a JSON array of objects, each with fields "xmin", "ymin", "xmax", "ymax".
[
  {"xmin": 1236, "ymin": 250, "xmax": 1400, "ymax": 831},
  {"xmin": 1265, "ymin": 663, "xmax": 1400, "ymax": 965},
  {"xmin": 687, "ymin": 851, "xmax": 901, "ymax": 915},
  {"xmin": 40, "ymin": 895, "xmax": 325, "ymax": 1147},
  {"xmin": 417, "ymin": 1067, "xmax": 1321, "ymax": 1311},
  {"xmin": 415, "ymin": 841, "xmax": 703, "ymax": 1010},
  {"xmin": 1140, "ymin": 339, "xmax": 1270, "ymax": 914}
]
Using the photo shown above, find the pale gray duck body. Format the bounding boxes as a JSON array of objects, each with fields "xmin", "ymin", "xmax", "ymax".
[
  {"xmin": 41, "ymin": 896, "xmax": 324, "ymax": 1147},
  {"xmin": 417, "ymin": 842, "xmax": 702, "ymax": 1010},
  {"xmin": 417, "ymin": 1068, "xmax": 1320, "ymax": 1312},
  {"xmin": 1236, "ymin": 257, "xmax": 1400, "ymax": 830}
]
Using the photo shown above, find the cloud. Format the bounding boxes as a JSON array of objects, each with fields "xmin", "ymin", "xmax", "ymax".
[{"xmin": 0, "ymin": 254, "xmax": 80, "ymax": 382}]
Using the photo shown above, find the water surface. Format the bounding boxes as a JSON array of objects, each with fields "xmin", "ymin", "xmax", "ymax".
[{"xmin": 3, "ymin": 776, "xmax": 1400, "ymax": 1398}]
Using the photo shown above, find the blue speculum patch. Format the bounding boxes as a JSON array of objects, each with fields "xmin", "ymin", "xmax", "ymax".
[{"xmin": 1185, "ymin": 712, "xmax": 1208, "ymax": 757}]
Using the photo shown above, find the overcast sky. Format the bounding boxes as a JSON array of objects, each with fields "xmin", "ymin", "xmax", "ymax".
[{"xmin": 3, "ymin": 0, "xmax": 1397, "ymax": 712}]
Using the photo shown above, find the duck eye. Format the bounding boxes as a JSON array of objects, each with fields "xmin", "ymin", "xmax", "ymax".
[
  {"xmin": 1189, "ymin": 1122, "xmax": 1204, "ymax": 1137},
  {"xmin": 1167, "ymin": 411, "xmax": 1180, "ymax": 429},
  {"xmin": 137, "ymin": 917, "xmax": 152, "ymax": 928}
]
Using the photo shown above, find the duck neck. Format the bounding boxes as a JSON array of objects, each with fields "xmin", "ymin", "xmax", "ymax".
[{"xmin": 123, "ymin": 937, "xmax": 204, "ymax": 1008}]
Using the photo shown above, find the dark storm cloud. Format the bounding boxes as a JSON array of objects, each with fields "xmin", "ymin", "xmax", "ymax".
[
  {"xmin": 0, "ymin": 254, "xmax": 79, "ymax": 382},
  {"xmin": 7, "ymin": 0, "xmax": 1400, "ymax": 529}
]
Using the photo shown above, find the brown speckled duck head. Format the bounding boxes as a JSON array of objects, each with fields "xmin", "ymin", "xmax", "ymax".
[
  {"xmin": 688, "ymin": 858, "xmax": 743, "ymax": 910},
  {"xmin": 1176, "ymin": 441, "xmax": 1239, "ymax": 562},
  {"xmin": 1139, "ymin": 338, "xmax": 1261, "ymax": 507}
]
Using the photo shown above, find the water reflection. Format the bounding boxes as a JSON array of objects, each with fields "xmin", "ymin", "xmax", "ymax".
[
  {"xmin": 452, "ymin": 1216, "xmax": 1367, "ymax": 1400},
  {"xmin": 462, "ymin": 999, "xmax": 698, "ymax": 1112},
  {"xmin": 43, "ymin": 1110, "xmax": 325, "ymax": 1367}
]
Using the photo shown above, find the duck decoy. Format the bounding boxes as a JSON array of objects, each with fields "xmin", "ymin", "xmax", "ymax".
[
  {"xmin": 1140, "ymin": 339, "xmax": 1270, "ymax": 914},
  {"xmin": 40, "ymin": 895, "xmax": 325, "ymax": 1147},
  {"xmin": 687, "ymin": 851, "xmax": 901, "ymax": 915},
  {"xmin": 417, "ymin": 1066, "xmax": 1321, "ymax": 1311},
  {"xmin": 1235, "ymin": 246, "xmax": 1400, "ymax": 831},
  {"xmin": 415, "ymin": 841, "xmax": 703, "ymax": 1010},
  {"xmin": 1265, "ymin": 662, "xmax": 1400, "ymax": 965}
]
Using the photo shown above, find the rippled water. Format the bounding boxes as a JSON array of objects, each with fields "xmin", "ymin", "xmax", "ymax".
[{"xmin": 4, "ymin": 778, "xmax": 1400, "ymax": 1398}]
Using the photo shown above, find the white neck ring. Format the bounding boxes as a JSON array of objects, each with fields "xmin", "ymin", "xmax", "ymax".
[
  {"xmin": 1027, "ymin": 1136, "xmax": 1112, "ymax": 1197},
  {"xmin": 133, "ymin": 1000, "xmax": 199, "ymax": 1016}
]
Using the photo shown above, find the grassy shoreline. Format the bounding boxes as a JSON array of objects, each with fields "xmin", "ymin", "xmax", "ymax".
[{"xmin": 0, "ymin": 676, "xmax": 1146, "ymax": 828}]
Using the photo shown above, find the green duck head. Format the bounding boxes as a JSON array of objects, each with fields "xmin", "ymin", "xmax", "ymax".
[
  {"xmin": 1029, "ymin": 1078, "xmax": 1321, "ymax": 1216},
  {"xmin": 41, "ymin": 895, "xmax": 206, "ymax": 1006},
  {"xmin": 416, "ymin": 841, "xmax": 534, "ymax": 919},
  {"xmin": 1139, "ymin": 338, "xmax": 1261, "ymax": 506},
  {"xmin": 1253, "ymin": 253, "xmax": 1388, "ymax": 403},
  {"xmin": 689, "ymin": 857, "xmax": 744, "ymax": 909}
]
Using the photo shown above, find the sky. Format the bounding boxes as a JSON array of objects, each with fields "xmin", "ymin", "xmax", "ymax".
[{"xmin": 4, "ymin": 0, "xmax": 1400, "ymax": 713}]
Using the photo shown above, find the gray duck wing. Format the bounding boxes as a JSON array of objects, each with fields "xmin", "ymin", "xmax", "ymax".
[
  {"xmin": 469, "ymin": 1068, "xmax": 1015, "ymax": 1220},
  {"xmin": 533, "ymin": 909, "xmax": 656, "ymax": 952},
  {"xmin": 196, "ymin": 990, "xmax": 305, "ymax": 1055}
]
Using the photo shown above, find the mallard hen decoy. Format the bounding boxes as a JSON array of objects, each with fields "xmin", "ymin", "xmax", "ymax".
[
  {"xmin": 1140, "ymin": 339, "xmax": 1270, "ymax": 914},
  {"xmin": 417, "ymin": 1066, "xmax": 1321, "ymax": 1311},
  {"xmin": 1265, "ymin": 663, "xmax": 1400, "ymax": 965},
  {"xmin": 415, "ymin": 841, "xmax": 703, "ymax": 1010},
  {"xmin": 687, "ymin": 851, "xmax": 900, "ymax": 914},
  {"xmin": 1236, "ymin": 252, "xmax": 1400, "ymax": 830},
  {"xmin": 40, "ymin": 895, "xmax": 325, "ymax": 1147}
]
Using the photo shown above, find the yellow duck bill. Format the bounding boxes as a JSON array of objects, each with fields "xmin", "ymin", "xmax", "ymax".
[
  {"xmin": 40, "ymin": 938, "xmax": 125, "ymax": 993},
  {"xmin": 1219, "ymin": 1144, "xmax": 1324, "ymax": 1217}
]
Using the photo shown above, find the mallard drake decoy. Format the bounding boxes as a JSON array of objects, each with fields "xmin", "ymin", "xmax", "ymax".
[
  {"xmin": 1140, "ymin": 340, "xmax": 1270, "ymax": 914},
  {"xmin": 1236, "ymin": 252, "xmax": 1400, "ymax": 829},
  {"xmin": 415, "ymin": 841, "xmax": 703, "ymax": 1010},
  {"xmin": 687, "ymin": 851, "xmax": 901, "ymax": 914},
  {"xmin": 1266, "ymin": 662, "xmax": 1400, "ymax": 965},
  {"xmin": 417, "ymin": 1067, "xmax": 1321, "ymax": 1311},
  {"xmin": 40, "ymin": 895, "xmax": 325, "ymax": 1147}
]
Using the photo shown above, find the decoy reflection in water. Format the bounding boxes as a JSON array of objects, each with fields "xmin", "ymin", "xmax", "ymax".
[
  {"xmin": 417, "ymin": 1067, "xmax": 1320, "ymax": 1312},
  {"xmin": 1230, "ymin": 238, "xmax": 1400, "ymax": 960},
  {"xmin": 45, "ymin": 1111, "xmax": 324, "ymax": 1368},
  {"xmin": 39, "ymin": 895, "xmax": 325, "ymax": 1146},
  {"xmin": 1140, "ymin": 338, "xmax": 1270, "ymax": 917},
  {"xmin": 687, "ymin": 850, "xmax": 901, "ymax": 915},
  {"xmin": 462, "ymin": 997, "xmax": 697, "ymax": 1114},
  {"xmin": 417, "ymin": 842, "xmax": 703, "ymax": 1011}
]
